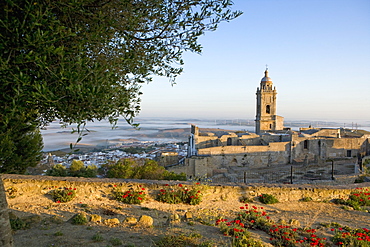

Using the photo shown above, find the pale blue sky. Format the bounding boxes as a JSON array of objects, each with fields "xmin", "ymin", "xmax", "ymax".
[{"xmin": 138, "ymin": 0, "xmax": 370, "ymax": 125}]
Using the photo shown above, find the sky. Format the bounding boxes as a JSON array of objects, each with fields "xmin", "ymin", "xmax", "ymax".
[{"xmin": 138, "ymin": 0, "xmax": 370, "ymax": 125}]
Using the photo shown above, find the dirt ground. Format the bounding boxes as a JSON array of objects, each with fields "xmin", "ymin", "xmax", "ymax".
[{"xmin": 7, "ymin": 185, "xmax": 370, "ymax": 247}]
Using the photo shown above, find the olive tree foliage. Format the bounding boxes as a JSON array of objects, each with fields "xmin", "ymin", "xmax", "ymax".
[
  {"xmin": 1, "ymin": 0, "xmax": 241, "ymax": 125},
  {"xmin": 0, "ymin": 0, "xmax": 242, "ymax": 171}
]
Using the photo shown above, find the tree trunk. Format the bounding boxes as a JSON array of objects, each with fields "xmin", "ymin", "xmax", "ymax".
[{"xmin": 0, "ymin": 175, "xmax": 13, "ymax": 247}]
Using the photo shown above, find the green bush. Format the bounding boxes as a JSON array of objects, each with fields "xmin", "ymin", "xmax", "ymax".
[
  {"xmin": 332, "ymin": 188, "xmax": 370, "ymax": 210},
  {"xmin": 154, "ymin": 233, "xmax": 216, "ymax": 247},
  {"xmin": 239, "ymin": 196, "xmax": 253, "ymax": 203},
  {"xmin": 258, "ymin": 194, "xmax": 279, "ymax": 204},
  {"xmin": 133, "ymin": 159, "xmax": 166, "ymax": 179},
  {"xmin": 332, "ymin": 227, "xmax": 370, "ymax": 246},
  {"xmin": 46, "ymin": 161, "xmax": 97, "ymax": 178},
  {"xmin": 156, "ymin": 184, "xmax": 203, "ymax": 205},
  {"xmin": 113, "ymin": 186, "xmax": 146, "ymax": 204},
  {"xmin": 46, "ymin": 164, "xmax": 68, "ymax": 177},
  {"xmin": 163, "ymin": 171, "xmax": 187, "ymax": 181},
  {"xmin": 10, "ymin": 217, "xmax": 29, "ymax": 230},
  {"xmin": 105, "ymin": 159, "xmax": 135, "ymax": 178},
  {"xmin": 300, "ymin": 196, "xmax": 313, "ymax": 202},
  {"xmin": 49, "ymin": 188, "xmax": 76, "ymax": 203},
  {"xmin": 92, "ymin": 233, "xmax": 104, "ymax": 242},
  {"xmin": 71, "ymin": 213, "xmax": 88, "ymax": 225},
  {"xmin": 100, "ymin": 158, "xmax": 186, "ymax": 180},
  {"xmin": 109, "ymin": 237, "xmax": 123, "ymax": 246}
]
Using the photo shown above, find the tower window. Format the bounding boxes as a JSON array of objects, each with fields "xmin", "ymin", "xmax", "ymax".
[
  {"xmin": 227, "ymin": 138, "xmax": 232, "ymax": 146},
  {"xmin": 347, "ymin": 150, "xmax": 352, "ymax": 157},
  {"xmin": 304, "ymin": 140, "xmax": 308, "ymax": 149},
  {"xmin": 266, "ymin": 105, "xmax": 271, "ymax": 114}
]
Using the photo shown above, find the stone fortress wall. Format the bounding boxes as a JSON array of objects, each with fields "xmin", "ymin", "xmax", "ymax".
[{"xmin": 173, "ymin": 69, "xmax": 370, "ymax": 181}]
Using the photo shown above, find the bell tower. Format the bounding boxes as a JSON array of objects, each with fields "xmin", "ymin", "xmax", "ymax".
[{"xmin": 255, "ymin": 69, "xmax": 284, "ymax": 134}]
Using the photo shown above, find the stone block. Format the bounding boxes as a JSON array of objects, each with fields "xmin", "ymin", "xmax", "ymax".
[
  {"xmin": 90, "ymin": 214, "xmax": 102, "ymax": 223},
  {"xmin": 104, "ymin": 218, "xmax": 120, "ymax": 225},
  {"xmin": 124, "ymin": 216, "xmax": 137, "ymax": 224},
  {"xmin": 138, "ymin": 215, "xmax": 153, "ymax": 227}
]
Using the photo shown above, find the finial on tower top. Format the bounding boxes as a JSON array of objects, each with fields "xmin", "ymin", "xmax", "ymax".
[{"xmin": 264, "ymin": 65, "xmax": 269, "ymax": 77}]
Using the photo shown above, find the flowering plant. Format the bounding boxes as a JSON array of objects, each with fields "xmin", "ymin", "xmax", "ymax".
[
  {"xmin": 113, "ymin": 185, "xmax": 146, "ymax": 204},
  {"xmin": 156, "ymin": 183, "xmax": 203, "ymax": 205},
  {"xmin": 333, "ymin": 187, "xmax": 370, "ymax": 211},
  {"xmin": 217, "ymin": 205, "xmax": 330, "ymax": 247},
  {"xmin": 49, "ymin": 187, "xmax": 77, "ymax": 203},
  {"xmin": 258, "ymin": 193, "xmax": 279, "ymax": 204},
  {"xmin": 332, "ymin": 227, "xmax": 370, "ymax": 246}
]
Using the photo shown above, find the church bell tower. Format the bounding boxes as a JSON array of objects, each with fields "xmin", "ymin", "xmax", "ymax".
[{"xmin": 255, "ymin": 69, "xmax": 284, "ymax": 134}]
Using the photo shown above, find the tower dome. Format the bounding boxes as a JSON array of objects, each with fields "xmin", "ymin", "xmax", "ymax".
[{"xmin": 261, "ymin": 69, "xmax": 272, "ymax": 82}]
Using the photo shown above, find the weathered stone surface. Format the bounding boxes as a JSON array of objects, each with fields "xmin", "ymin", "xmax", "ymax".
[
  {"xmin": 184, "ymin": 211, "xmax": 193, "ymax": 220},
  {"xmin": 2, "ymin": 174, "xmax": 370, "ymax": 210},
  {"xmin": 289, "ymin": 219, "xmax": 300, "ymax": 227},
  {"xmin": 138, "ymin": 215, "xmax": 153, "ymax": 227},
  {"xmin": 166, "ymin": 213, "xmax": 181, "ymax": 225},
  {"xmin": 90, "ymin": 214, "xmax": 102, "ymax": 223},
  {"xmin": 124, "ymin": 217, "xmax": 137, "ymax": 224},
  {"xmin": 0, "ymin": 177, "xmax": 13, "ymax": 247},
  {"xmin": 104, "ymin": 218, "xmax": 120, "ymax": 225}
]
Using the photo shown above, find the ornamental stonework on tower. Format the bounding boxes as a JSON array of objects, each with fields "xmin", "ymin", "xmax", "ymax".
[{"xmin": 255, "ymin": 69, "xmax": 284, "ymax": 134}]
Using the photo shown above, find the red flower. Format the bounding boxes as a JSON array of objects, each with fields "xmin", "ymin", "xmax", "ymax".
[
  {"xmin": 141, "ymin": 188, "xmax": 145, "ymax": 190},
  {"xmin": 196, "ymin": 182, "xmax": 200, "ymax": 185},
  {"xmin": 73, "ymin": 188, "xmax": 77, "ymax": 190},
  {"xmin": 178, "ymin": 184, "xmax": 183, "ymax": 187},
  {"xmin": 250, "ymin": 220, "xmax": 255, "ymax": 223},
  {"xmin": 56, "ymin": 200, "xmax": 61, "ymax": 203},
  {"xmin": 138, "ymin": 197, "xmax": 142, "ymax": 200},
  {"xmin": 240, "ymin": 207, "xmax": 245, "ymax": 209},
  {"xmin": 114, "ymin": 185, "xmax": 117, "ymax": 187}
]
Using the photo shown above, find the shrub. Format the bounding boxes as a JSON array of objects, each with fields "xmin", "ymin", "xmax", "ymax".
[
  {"xmin": 100, "ymin": 158, "xmax": 186, "ymax": 180},
  {"xmin": 239, "ymin": 196, "xmax": 253, "ymax": 203},
  {"xmin": 156, "ymin": 183, "xmax": 203, "ymax": 205},
  {"xmin": 163, "ymin": 171, "xmax": 187, "ymax": 181},
  {"xmin": 49, "ymin": 187, "xmax": 77, "ymax": 203},
  {"xmin": 154, "ymin": 233, "xmax": 215, "ymax": 247},
  {"xmin": 109, "ymin": 237, "xmax": 123, "ymax": 246},
  {"xmin": 332, "ymin": 187, "xmax": 370, "ymax": 211},
  {"xmin": 46, "ymin": 162, "xmax": 97, "ymax": 178},
  {"xmin": 54, "ymin": 231, "xmax": 63, "ymax": 236},
  {"xmin": 332, "ymin": 227, "xmax": 370, "ymax": 246},
  {"xmin": 71, "ymin": 213, "xmax": 88, "ymax": 225},
  {"xmin": 300, "ymin": 196, "xmax": 313, "ymax": 202},
  {"xmin": 113, "ymin": 186, "xmax": 146, "ymax": 204},
  {"xmin": 46, "ymin": 164, "xmax": 68, "ymax": 177},
  {"xmin": 105, "ymin": 159, "xmax": 135, "ymax": 178},
  {"xmin": 258, "ymin": 194, "xmax": 279, "ymax": 204},
  {"xmin": 10, "ymin": 217, "xmax": 29, "ymax": 230},
  {"xmin": 92, "ymin": 233, "xmax": 104, "ymax": 242}
]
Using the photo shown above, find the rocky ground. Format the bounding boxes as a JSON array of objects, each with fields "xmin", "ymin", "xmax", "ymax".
[{"xmin": 6, "ymin": 181, "xmax": 370, "ymax": 247}]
